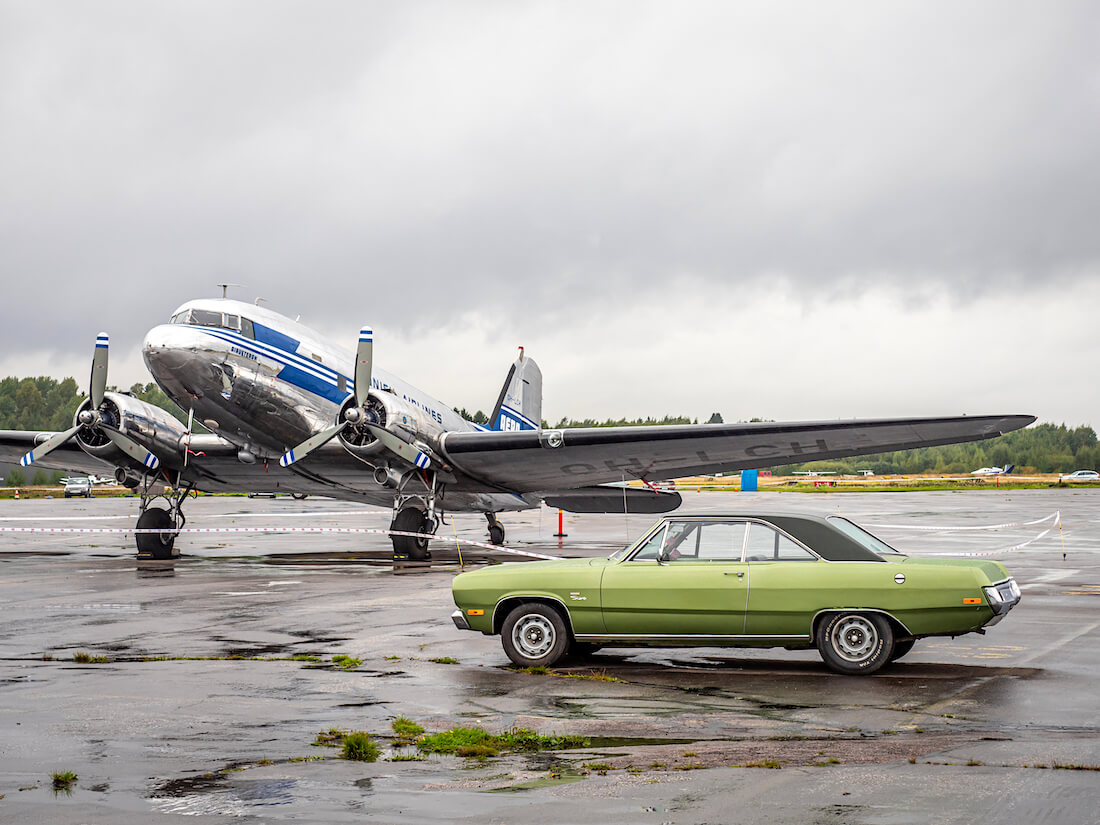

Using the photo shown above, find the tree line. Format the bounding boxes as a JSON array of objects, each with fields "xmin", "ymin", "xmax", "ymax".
[{"xmin": 2, "ymin": 376, "xmax": 1095, "ymax": 484}]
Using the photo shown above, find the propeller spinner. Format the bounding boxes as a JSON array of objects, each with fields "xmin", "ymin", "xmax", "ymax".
[{"xmin": 20, "ymin": 333, "xmax": 161, "ymax": 472}]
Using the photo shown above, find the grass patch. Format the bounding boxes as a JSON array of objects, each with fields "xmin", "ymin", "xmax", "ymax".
[
  {"xmin": 289, "ymin": 654, "xmax": 322, "ymax": 662},
  {"xmin": 812, "ymin": 757, "xmax": 841, "ymax": 766},
  {"xmin": 51, "ymin": 771, "xmax": 78, "ymax": 792},
  {"xmin": 72, "ymin": 652, "xmax": 108, "ymax": 664},
  {"xmin": 736, "ymin": 760, "xmax": 782, "ymax": 769},
  {"xmin": 332, "ymin": 655, "xmax": 362, "ymax": 670},
  {"xmin": 384, "ymin": 655, "xmax": 401, "ymax": 661},
  {"xmin": 558, "ymin": 670, "xmax": 623, "ymax": 683},
  {"xmin": 967, "ymin": 759, "xmax": 984, "ymax": 766},
  {"xmin": 288, "ymin": 755, "xmax": 325, "ymax": 763},
  {"xmin": 1052, "ymin": 763, "xmax": 1100, "ymax": 771},
  {"xmin": 585, "ymin": 762, "xmax": 611, "ymax": 774},
  {"xmin": 416, "ymin": 726, "xmax": 589, "ymax": 758},
  {"xmin": 342, "ymin": 732, "xmax": 381, "ymax": 762},
  {"xmin": 387, "ymin": 753, "xmax": 427, "ymax": 762},
  {"xmin": 675, "ymin": 762, "xmax": 706, "ymax": 771},
  {"xmin": 392, "ymin": 716, "xmax": 425, "ymax": 742},
  {"xmin": 511, "ymin": 665, "xmax": 549, "ymax": 675},
  {"xmin": 313, "ymin": 728, "xmax": 348, "ymax": 748},
  {"xmin": 428, "ymin": 656, "xmax": 459, "ymax": 665}
]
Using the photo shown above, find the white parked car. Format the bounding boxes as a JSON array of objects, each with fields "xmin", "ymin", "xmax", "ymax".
[
  {"xmin": 1060, "ymin": 470, "xmax": 1099, "ymax": 481},
  {"xmin": 63, "ymin": 478, "xmax": 92, "ymax": 498}
]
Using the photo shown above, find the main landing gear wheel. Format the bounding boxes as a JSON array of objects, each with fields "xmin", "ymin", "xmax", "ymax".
[
  {"xmin": 391, "ymin": 507, "xmax": 431, "ymax": 561},
  {"xmin": 501, "ymin": 602, "xmax": 569, "ymax": 667},
  {"xmin": 135, "ymin": 507, "xmax": 178, "ymax": 560},
  {"xmin": 816, "ymin": 611, "xmax": 894, "ymax": 675},
  {"xmin": 486, "ymin": 514, "xmax": 505, "ymax": 546}
]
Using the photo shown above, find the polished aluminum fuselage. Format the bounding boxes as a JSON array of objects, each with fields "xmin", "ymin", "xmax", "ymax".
[{"xmin": 141, "ymin": 298, "xmax": 530, "ymax": 512}]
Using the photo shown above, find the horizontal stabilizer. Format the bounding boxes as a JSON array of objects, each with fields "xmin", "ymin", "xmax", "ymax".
[{"xmin": 544, "ymin": 486, "xmax": 682, "ymax": 514}]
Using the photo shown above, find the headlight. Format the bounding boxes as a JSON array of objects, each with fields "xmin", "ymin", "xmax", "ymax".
[
  {"xmin": 1008, "ymin": 579, "xmax": 1021, "ymax": 599},
  {"xmin": 983, "ymin": 585, "xmax": 1004, "ymax": 605}
]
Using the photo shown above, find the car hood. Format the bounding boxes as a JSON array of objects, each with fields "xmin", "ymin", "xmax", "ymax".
[{"xmin": 458, "ymin": 557, "xmax": 609, "ymax": 579}]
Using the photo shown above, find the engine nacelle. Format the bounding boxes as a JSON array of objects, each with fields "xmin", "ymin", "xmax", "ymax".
[
  {"xmin": 74, "ymin": 391, "xmax": 189, "ymax": 473},
  {"xmin": 337, "ymin": 390, "xmax": 446, "ymax": 460}
]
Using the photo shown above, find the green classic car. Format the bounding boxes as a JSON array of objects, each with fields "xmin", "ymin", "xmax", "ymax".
[{"xmin": 450, "ymin": 512, "xmax": 1021, "ymax": 674}]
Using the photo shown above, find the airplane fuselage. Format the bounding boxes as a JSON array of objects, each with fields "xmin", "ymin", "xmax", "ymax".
[{"xmin": 142, "ymin": 299, "xmax": 474, "ymax": 461}]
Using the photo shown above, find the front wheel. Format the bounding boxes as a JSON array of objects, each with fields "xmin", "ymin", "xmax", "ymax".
[
  {"xmin": 501, "ymin": 603, "xmax": 569, "ymax": 667},
  {"xmin": 135, "ymin": 507, "xmax": 177, "ymax": 560},
  {"xmin": 816, "ymin": 612, "xmax": 893, "ymax": 675}
]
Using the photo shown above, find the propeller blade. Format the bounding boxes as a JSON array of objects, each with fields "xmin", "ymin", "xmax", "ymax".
[
  {"xmin": 364, "ymin": 424, "xmax": 433, "ymax": 470},
  {"xmin": 183, "ymin": 407, "xmax": 194, "ymax": 467},
  {"xmin": 102, "ymin": 428, "xmax": 161, "ymax": 472},
  {"xmin": 280, "ymin": 421, "xmax": 348, "ymax": 467},
  {"xmin": 354, "ymin": 326, "xmax": 373, "ymax": 408},
  {"xmin": 20, "ymin": 424, "xmax": 82, "ymax": 467},
  {"xmin": 90, "ymin": 333, "xmax": 109, "ymax": 409}
]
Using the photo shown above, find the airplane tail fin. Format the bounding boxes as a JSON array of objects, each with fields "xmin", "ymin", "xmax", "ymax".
[
  {"xmin": 490, "ymin": 348, "xmax": 542, "ymax": 431},
  {"xmin": 1004, "ymin": 464, "xmax": 1015, "ymax": 475}
]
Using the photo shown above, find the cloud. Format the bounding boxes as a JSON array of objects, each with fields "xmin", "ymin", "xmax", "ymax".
[{"xmin": 1, "ymin": 1, "xmax": 1097, "ymax": 423}]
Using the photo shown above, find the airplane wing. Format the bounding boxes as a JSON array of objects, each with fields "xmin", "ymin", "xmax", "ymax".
[{"xmin": 438, "ymin": 415, "xmax": 1036, "ymax": 491}]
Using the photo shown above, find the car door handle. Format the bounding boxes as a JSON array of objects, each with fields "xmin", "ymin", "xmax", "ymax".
[{"xmin": 724, "ymin": 571, "xmax": 745, "ymax": 579}]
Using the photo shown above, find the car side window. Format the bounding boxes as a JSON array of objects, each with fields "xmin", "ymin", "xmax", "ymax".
[
  {"xmin": 631, "ymin": 526, "xmax": 667, "ymax": 560},
  {"xmin": 745, "ymin": 523, "xmax": 816, "ymax": 562},
  {"xmin": 696, "ymin": 521, "xmax": 748, "ymax": 561}
]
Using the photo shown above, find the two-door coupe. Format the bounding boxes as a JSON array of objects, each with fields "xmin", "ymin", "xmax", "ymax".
[{"xmin": 451, "ymin": 512, "xmax": 1021, "ymax": 674}]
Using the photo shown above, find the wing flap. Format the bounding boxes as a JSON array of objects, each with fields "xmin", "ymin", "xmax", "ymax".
[{"xmin": 440, "ymin": 415, "xmax": 1036, "ymax": 491}]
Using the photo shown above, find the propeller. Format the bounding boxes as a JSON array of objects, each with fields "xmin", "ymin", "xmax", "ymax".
[
  {"xmin": 280, "ymin": 327, "xmax": 433, "ymax": 471},
  {"xmin": 20, "ymin": 333, "xmax": 160, "ymax": 472}
]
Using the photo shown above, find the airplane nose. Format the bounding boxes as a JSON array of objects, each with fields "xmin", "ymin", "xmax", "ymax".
[{"xmin": 142, "ymin": 324, "xmax": 205, "ymax": 373}]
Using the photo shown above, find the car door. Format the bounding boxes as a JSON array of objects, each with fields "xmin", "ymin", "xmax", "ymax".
[
  {"xmin": 600, "ymin": 520, "xmax": 749, "ymax": 636},
  {"xmin": 742, "ymin": 522, "xmax": 831, "ymax": 637}
]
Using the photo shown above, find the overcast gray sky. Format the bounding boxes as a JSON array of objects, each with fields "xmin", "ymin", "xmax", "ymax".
[{"xmin": 2, "ymin": 1, "xmax": 1097, "ymax": 426}]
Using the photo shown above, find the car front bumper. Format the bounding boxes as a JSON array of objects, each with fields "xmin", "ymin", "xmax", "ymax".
[{"xmin": 983, "ymin": 578, "xmax": 1021, "ymax": 625}]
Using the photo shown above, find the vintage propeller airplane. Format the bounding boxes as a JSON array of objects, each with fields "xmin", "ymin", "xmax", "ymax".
[{"xmin": 0, "ymin": 295, "xmax": 1034, "ymax": 560}]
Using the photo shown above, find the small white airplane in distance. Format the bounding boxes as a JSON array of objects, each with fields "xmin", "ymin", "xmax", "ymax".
[
  {"xmin": 0, "ymin": 291, "xmax": 1035, "ymax": 561},
  {"xmin": 971, "ymin": 464, "xmax": 1015, "ymax": 476}
]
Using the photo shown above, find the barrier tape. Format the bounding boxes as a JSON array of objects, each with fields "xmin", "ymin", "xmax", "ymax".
[
  {"xmin": 865, "ymin": 511, "xmax": 1061, "ymax": 557},
  {"xmin": 0, "ymin": 525, "xmax": 562, "ymax": 561},
  {"xmin": 864, "ymin": 511, "xmax": 1060, "ymax": 532}
]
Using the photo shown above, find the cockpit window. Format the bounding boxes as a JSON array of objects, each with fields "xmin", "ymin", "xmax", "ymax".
[{"xmin": 171, "ymin": 309, "xmax": 255, "ymax": 339}]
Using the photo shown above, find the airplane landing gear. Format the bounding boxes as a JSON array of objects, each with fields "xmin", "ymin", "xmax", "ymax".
[
  {"xmin": 486, "ymin": 513, "xmax": 505, "ymax": 546},
  {"xmin": 135, "ymin": 478, "xmax": 189, "ymax": 560},
  {"xmin": 389, "ymin": 470, "xmax": 441, "ymax": 561}
]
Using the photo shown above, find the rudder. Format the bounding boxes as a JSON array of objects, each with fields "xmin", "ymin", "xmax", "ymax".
[{"xmin": 490, "ymin": 348, "xmax": 542, "ymax": 431}]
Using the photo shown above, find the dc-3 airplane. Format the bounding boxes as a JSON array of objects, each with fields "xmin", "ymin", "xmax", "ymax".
[{"xmin": 0, "ymin": 295, "xmax": 1035, "ymax": 561}]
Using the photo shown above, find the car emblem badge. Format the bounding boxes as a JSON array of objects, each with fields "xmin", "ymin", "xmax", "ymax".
[
  {"xmin": 894, "ymin": 573, "xmax": 906, "ymax": 584},
  {"xmin": 569, "ymin": 591, "xmax": 587, "ymax": 601}
]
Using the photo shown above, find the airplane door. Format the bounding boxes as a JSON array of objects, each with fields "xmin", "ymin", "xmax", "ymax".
[{"xmin": 600, "ymin": 521, "xmax": 749, "ymax": 636}]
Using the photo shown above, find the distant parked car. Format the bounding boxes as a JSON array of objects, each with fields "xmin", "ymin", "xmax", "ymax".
[
  {"xmin": 63, "ymin": 478, "xmax": 92, "ymax": 498},
  {"xmin": 451, "ymin": 512, "xmax": 1022, "ymax": 675},
  {"xmin": 1060, "ymin": 470, "xmax": 1099, "ymax": 481}
]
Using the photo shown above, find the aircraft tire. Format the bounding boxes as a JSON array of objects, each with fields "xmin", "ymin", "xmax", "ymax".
[
  {"xmin": 391, "ymin": 508, "xmax": 431, "ymax": 561},
  {"xmin": 816, "ymin": 611, "xmax": 893, "ymax": 675},
  {"xmin": 136, "ymin": 507, "xmax": 177, "ymax": 560},
  {"xmin": 488, "ymin": 521, "xmax": 505, "ymax": 546}
]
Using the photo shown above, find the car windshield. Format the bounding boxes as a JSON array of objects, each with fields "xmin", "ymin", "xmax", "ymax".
[{"xmin": 825, "ymin": 516, "xmax": 905, "ymax": 557}]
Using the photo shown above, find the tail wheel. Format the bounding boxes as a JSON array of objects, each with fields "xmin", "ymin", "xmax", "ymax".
[
  {"xmin": 390, "ymin": 507, "xmax": 431, "ymax": 560},
  {"xmin": 501, "ymin": 602, "xmax": 569, "ymax": 667},
  {"xmin": 816, "ymin": 612, "xmax": 893, "ymax": 675},
  {"xmin": 136, "ymin": 507, "xmax": 177, "ymax": 560}
]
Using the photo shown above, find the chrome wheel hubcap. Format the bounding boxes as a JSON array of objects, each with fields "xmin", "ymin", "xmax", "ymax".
[
  {"xmin": 513, "ymin": 614, "xmax": 555, "ymax": 659},
  {"xmin": 832, "ymin": 616, "xmax": 878, "ymax": 662}
]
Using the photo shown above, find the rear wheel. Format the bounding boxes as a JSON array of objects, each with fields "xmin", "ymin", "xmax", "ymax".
[
  {"xmin": 501, "ymin": 603, "xmax": 569, "ymax": 667},
  {"xmin": 816, "ymin": 612, "xmax": 893, "ymax": 675}
]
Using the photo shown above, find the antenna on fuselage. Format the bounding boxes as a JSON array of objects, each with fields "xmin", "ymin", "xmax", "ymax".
[
  {"xmin": 254, "ymin": 297, "xmax": 266, "ymax": 306},
  {"xmin": 217, "ymin": 283, "xmax": 244, "ymax": 299}
]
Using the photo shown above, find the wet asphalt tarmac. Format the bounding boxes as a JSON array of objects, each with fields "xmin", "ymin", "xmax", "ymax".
[{"xmin": 0, "ymin": 490, "xmax": 1097, "ymax": 824}]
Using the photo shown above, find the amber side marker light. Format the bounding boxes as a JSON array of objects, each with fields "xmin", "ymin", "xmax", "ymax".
[
  {"xmin": 963, "ymin": 598, "xmax": 982, "ymax": 605},
  {"xmin": 466, "ymin": 609, "xmax": 485, "ymax": 616}
]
